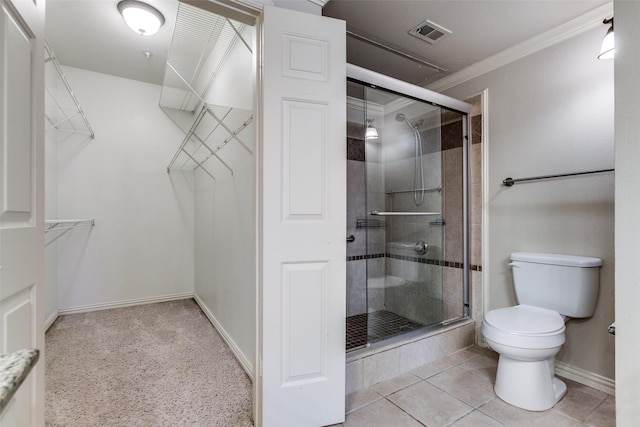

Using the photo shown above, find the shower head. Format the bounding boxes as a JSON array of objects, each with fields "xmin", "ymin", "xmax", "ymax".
[{"xmin": 396, "ymin": 113, "xmax": 423, "ymax": 129}]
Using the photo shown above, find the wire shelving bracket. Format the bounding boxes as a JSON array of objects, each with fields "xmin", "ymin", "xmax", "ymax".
[
  {"xmin": 45, "ymin": 219, "xmax": 95, "ymax": 247},
  {"xmin": 44, "ymin": 40, "xmax": 95, "ymax": 140}
]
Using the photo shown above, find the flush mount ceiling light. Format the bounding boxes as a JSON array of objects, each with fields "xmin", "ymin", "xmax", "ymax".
[
  {"xmin": 365, "ymin": 118, "xmax": 379, "ymax": 140},
  {"xmin": 598, "ymin": 17, "xmax": 614, "ymax": 60},
  {"xmin": 117, "ymin": 0, "xmax": 165, "ymax": 36}
]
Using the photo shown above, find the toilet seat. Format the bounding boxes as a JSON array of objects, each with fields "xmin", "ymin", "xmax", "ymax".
[{"xmin": 483, "ymin": 304, "xmax": 565, "ymax": 349}]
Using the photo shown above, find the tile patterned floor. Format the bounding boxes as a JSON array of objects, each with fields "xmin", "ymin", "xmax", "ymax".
[
  {"xmin": 330, "ymin": 347, "xmax": 615, "ymax": 427},
  {"xmin": 346, "ymin": 311, "xmax": 426, "ymax": 351}
]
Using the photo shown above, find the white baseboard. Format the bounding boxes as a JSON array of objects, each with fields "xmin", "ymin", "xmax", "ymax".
[
  {"xmin": 58, "ymin": 292, "xmax": 194, "ymax": 315},
  {"xmin": 45, "ymin": 310, "xmax": 59, "ymax": 331},
  {"xmin": 193, "ymin": 293, "xmax": 254, "ymax": 381},
  {"xmin": 556, "ymin": 361, "xmax": 615, "ymax": 396}
]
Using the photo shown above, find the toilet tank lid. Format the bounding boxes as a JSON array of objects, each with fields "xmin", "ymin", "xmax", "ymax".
[{"xmin": 510, "ymin": 252, "xmax": 602, "ymax": 267}]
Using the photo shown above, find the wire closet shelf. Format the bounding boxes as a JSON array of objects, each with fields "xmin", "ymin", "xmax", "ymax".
[
  {"xmin": 160, "ymin": 2, "xmax": 253, "ymax": 180},
  {"xmin": 44, "ymin": 40, "xmax": 95, "ymax": 140}
]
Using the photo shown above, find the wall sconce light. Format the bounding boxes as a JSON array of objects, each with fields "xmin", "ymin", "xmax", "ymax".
[
  {"xmin": 117, "ymin": 0, "xmax": 165, "ymax": 36},
  {"xmin": 365, "ymin": 118, "xmax": 379, "ymax": 140},
  {"xmin": 598, "ymin": 17, "xmax": 614, "ymax": 60}
]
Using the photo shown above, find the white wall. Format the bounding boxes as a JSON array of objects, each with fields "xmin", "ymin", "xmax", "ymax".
[
  {"xmin": 44, "ymin": 73, "xmax": 59, "ymax": 326},
  {"xmin": 443, "ymin": 27, "xmax": 615, "ymax": 382},
  {"xmin": 614, "ymin": 0, "xmax": 640, "ymax": 423},
  {"xmin": 194, "ymin": 26, "xmax": 256, "ymax": 374},
  {"xmin": 53, "ymin": 67, "xmax": 194, "ymax": 311}
]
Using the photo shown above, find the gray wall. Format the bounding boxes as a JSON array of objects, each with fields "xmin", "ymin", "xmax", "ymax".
[{"xmin": 442, "ymin": 27, "xmax": 615, "ymax": 381}]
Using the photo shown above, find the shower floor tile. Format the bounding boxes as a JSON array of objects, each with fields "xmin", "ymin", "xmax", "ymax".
[{"xmin": 346, "ymin": 310, "xmax": 425, "ymax": 352}]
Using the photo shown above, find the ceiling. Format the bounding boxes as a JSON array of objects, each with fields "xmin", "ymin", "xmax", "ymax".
[
  {"xmin": 46, "ymin": 0, "xmax": 179, "ymax": 85},
  {"xmin": 324, "ymin": 0, "xmax": 610, "ymax": 87},
  {"xmin": 45, "ymin": 0, "xmax": 611, "ymax": 88}
]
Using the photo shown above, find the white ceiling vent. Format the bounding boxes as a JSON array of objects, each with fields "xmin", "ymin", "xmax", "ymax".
[{"xmin": 409, "ymin": 20, "xmax": 452, "ymax": 44}]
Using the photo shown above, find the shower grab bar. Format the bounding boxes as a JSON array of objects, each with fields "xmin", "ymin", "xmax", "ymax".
[
  {"xmin": 386, "ymin": 186, "xmax": 441, "ymax": 195},
  {"xmin": 370, "ymin": 211, "xmax": 441, "ymax": 216},
  {"xmin": 503, "ymin": 168, "xmax": 614, "ymax": 187}
]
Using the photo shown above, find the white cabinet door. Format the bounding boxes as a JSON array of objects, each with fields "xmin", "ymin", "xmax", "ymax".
[
  {"xmin": 257, "ymin": 5, "xmax": 346, "ymax": 427},
  {"xmin": 0, "ymin": 0, "xmax": 45, "ymax": 425}
]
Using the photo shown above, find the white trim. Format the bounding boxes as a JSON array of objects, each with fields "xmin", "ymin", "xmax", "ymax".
[
  {"xmin": 480, "ymin": 88, "xmax": 490, "ymax": 320},
  {"xmin": 346, "ymin": 96, "xmax": 384, "ymax": 116},
  {"xmin": 234, "ymin": 0, "xmax": 265, "ymax": 10},
  {"xmin": 427, "ymin": 2, "xmax": 614, "ymax": 93},
  {"xmin": 193, "ymin": 293, "xmax": 254, "ymax": 380},
  {"xmin": 556, "ymin": 361, "xmax": 615, "ymax": 396},
  {"xmin": 57, "ymin": 292, "xmax": 194, "ymax": 315},
  {"xmin": 306, "ymin": 0, "xmax": 329, "ymax": 7},
  {"xmin": 45, "ymin": 310, "xmax": 59, "ymax": 331}
]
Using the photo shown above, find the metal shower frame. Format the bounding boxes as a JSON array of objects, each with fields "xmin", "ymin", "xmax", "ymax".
[{"xmin": 346, "ymin": 63, "xmax": 472, "ymax": 319}]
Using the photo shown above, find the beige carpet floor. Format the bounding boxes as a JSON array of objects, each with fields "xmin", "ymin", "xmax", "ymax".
[{"xmin": 45, "ymin": 299, "xmax": 253, "ymax": 426}]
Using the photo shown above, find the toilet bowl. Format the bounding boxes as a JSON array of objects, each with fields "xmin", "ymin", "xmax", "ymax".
[
  {"xmin": 481, "ymin": 252, "xmax": 601, "ymax": 411},
  {"xmin": 483, "ymin": 304, "xmax": 567, "ymax": 411}
]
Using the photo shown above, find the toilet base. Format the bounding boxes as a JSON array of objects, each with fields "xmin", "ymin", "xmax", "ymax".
[{"xmin": 494, "ymin": 354, "xmax": 567, "ymax": 411}]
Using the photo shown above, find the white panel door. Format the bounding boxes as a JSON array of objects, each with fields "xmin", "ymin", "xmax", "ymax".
[
  {"xmin": 257, "ymin": 5, "xmax": 346, "ymax": 427},
  {"xmin": 0, "ymin": 0, "xmax": 45, "ymax": 425}
]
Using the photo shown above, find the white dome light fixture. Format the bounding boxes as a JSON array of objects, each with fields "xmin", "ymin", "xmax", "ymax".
[{"xmin": 117, "ymin": 0, "xmax": 165, "ymax": 36}]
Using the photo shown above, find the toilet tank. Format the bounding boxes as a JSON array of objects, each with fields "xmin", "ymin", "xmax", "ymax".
[{"xmin": 510, "ymin": 252, "xmax": 602, "ymax": 318}]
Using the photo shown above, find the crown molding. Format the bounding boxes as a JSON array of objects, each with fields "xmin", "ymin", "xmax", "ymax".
[
  {"xmin": 307, "ymin": 0, "xmax": 329, "ymax": 7},
  {"xmin": 427, "ymin": 2, "xmax": 614, "ymax": 93},
  {"xmin": 346, "ymin": 96, "xmax": 384, "ymax": 116}
]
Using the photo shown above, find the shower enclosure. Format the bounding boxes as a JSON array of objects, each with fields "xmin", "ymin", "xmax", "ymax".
[{"xmin": 346, "ymin": 65, "xmax": 470, "ymax": 352}]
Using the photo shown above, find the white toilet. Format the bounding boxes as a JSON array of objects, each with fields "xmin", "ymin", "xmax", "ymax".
[{"xmin": 482, "ymin": 252, "xmax": 601, "ymax": 411}]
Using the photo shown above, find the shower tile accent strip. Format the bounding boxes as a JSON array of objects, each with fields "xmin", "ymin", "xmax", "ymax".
[
  {"xmin": 346, "ymin": 253, "xmax": 385, "ymax": 262},
  {"xmin": 346, "ymin": 254, "xmax": 482, "ymax": 272}
]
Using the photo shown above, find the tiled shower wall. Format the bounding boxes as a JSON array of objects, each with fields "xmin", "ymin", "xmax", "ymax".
[
  {"xmin": 468, "ymin": 94, "xmax": 483, "ymax": 345},
  {"xmin": 346, "ymin": 94, "xmax": 483, "ymax": 342}
]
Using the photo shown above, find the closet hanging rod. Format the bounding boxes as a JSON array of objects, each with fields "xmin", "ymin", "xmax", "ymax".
[
  {"xmin": 166, "ymin": 106, "xmax": 220, "ymax": 179},
  {"xmin": 198, "ymin": 115, "xmax": 253, "ymax": 168},
  {"xmin": 44, "ymin": 41, "xmax": 95, "ymax": 139},
  {"xmin": 184, "ymin": 121, "xmax": 234, "ymax": 175},
  {"xmin": 503, "ymin": 168, "xmax": 614, "ymax": 187},
  {"xmin": 207, "ymin": 109, "xmax": 253, "ymax": 155}
]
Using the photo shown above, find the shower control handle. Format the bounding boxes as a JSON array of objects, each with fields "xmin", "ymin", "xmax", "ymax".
[
  {"xmin": 346, "ymin": 235, "xmax": 355, "ymax": 243},
  {"xmin": 415, "ymin": 240, "xmax": 427, "ymax": 255}
]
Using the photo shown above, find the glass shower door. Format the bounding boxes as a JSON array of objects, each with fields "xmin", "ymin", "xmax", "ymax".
[
  {"xmin": 363, "ymin": 85, "xmax": 458, "ymax": 344},
  {"xmin": 345, "ymin": 74, "xmax": 468, "ymax": 352}
]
